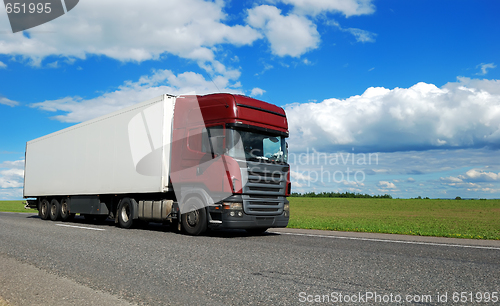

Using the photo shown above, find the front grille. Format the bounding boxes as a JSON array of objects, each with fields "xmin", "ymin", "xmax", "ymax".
[
  {"xmin": 252, "ymin": 208, "xmax": 279, "ymax": 212},
  {"xmin": 243, "ymin": 196, "xmax": 284, "ymax": 215},
  {"xmin": 248, "ymin": 186, "xmax": 281, "ymax": 192},
  {"xmin": 243, "ymin": 162, "xmax": 287, "ymax": 196},
  {"xmin": 248, "ymin": 195, "xmax": 280, "ymax": 199},
  {"xmin": 241, "ymin": 161, "xmax": 288, "ymax": 215},
  {"xmin": 247, "ymin": 177, "xmax": 281, "ymax": 185}
]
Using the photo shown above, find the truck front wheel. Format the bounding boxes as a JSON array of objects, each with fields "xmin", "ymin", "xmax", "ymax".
[
  {"xmin": 117, "ymin": 198, "xmax": 133, "ymax": 229},
  {"xmin": 181, "ymin": 197, "xmax": 207, "ymax": 236}
]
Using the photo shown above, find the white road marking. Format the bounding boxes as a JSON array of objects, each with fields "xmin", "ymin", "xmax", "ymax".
[
  {"xmin": 270, "ymin": 231, "xmax": 500, "ymax": 251},
  {"xmin": 56, "ymin": 224, "xmax": 105, "ymax": 231}
]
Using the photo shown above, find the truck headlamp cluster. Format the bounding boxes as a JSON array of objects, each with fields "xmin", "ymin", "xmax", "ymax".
[
  {"xmin": 283, "ymin": 203, "xmax": 290, "ymax": 217},
  {"xmin": 223, "ymin": 202, "xmax": 243, "ymax": 217}
]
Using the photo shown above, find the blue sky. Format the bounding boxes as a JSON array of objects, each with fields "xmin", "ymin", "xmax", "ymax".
[{"xmin": 1, "ymin": 0, "xmax": 499, "ymax": 199}]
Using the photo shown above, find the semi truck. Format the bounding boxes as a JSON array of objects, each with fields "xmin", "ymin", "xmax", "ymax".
[{"xmin": 24, "ymin": 93, "xmax": 290, "ymax": 235}]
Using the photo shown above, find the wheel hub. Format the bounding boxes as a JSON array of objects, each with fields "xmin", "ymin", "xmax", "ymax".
[{"xmin": 186, "ymin": 210, "xmax": 199, "ymax": 227}]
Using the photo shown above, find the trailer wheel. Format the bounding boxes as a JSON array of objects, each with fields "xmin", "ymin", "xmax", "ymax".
[
  {"xmin": 39, "ymin": 199, "xmax": 50, "ymax": 220},
  {"xmin": 60, "ymin": 198, "xmax": 70, "ymax": 221},
  {"xmin": 117, "ymin": 198, "xmax": 133, "ymax": 229},
  {"xmin": 49, "ymin": 199, "xmax": 61, "ymax": 221},
  {"xmin": 181, "ymin": 197, "xmax": 207, "ymax": 236}
]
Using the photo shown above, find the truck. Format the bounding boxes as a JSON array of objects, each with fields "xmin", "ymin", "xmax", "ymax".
[{"xmin": 24, "ymin": 93, "xmax": 290, "ymax": 235}]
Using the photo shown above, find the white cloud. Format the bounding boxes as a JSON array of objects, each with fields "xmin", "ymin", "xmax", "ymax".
[
  {"xmin": 280, "ymin": 0, "xmax": 375, "ymax": 17},
  {"xmin": 344, "ymin": 28, "xmax": 377, "ymax": 43},
  {"xmin": 462, "ymin": 169, "xmax": 500, "ymax": 182},
  {"xmin": 0, "ymin": 61, "xmax": 6, "ymax": 69},
  {"xmin": 441, "ymin": 176, "xmax": 463, "ymax": 183},
  {"xmin": 327, "ymin": 20, "xmax": 376, "ymax": 43},
  {"xmin": 286, "ymin": 77, "xmax": 500, "ymax": 152},
  {"xmin": 288, "ymin": 148, "xmax": 500, "ymax": 198},
  {"xmin": 290, "ymin": 170, "xmax": 314, "ymax": 182},
  {"xmin": 246, "ymin": 5, "xmax": 320, "ymax": 57},
  {"xmin": 440, "ymin": 168, "xmax": 500, "ymax": 195},
  {"xmin": 46, "ymin": 61, "xmax": 59, "ymax": 69},
  {"xmin": 250, "ymin": 87, "xmax": 266, "ymax": 96},
  {"xmin": 0, "ymin": 160, "xmax": 24, "ymax": 189},
  {"xmin": 377, "ymin": 181, "xmax": 396, "ymax": 189},
  {"xmin": 476, "ymin": 63, "xmax": 496, "ymax": 75},
  {"xmin": 0, "ymin": 160, "xmax": 24, "ymax": 169},
  {"xmin": 0, "ymin": 0, "xmax": 261, "ymax": 76},
  {"xmin": 30, "ymin": 69, "xmax": 243, "ymax": 123},
  {"xmin": 0, "ymin": 96, "xmax": 19, "ymax": 107}
]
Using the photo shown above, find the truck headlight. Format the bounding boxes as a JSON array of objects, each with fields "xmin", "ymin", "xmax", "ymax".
[
  {"xmin": 223, "ymin": 202, "xmax": 242, "ymax": 210},
  {"xmin": 284, "ymin": 203, "xmax": 289, "ymax": 211},
  {"xmin": 224, "ymin": 202, "xmax": 243, "ymax": 217}
]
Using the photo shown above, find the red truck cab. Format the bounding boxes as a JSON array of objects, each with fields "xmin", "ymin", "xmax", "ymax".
[{"xmin": 171, "ymin": 93, "xmax": 290, "ymax": 234}]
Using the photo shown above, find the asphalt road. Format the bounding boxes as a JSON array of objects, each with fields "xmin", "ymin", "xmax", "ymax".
[{"xmin": 1, "ymin": 212, "xmax": 499, "ymax": 305}]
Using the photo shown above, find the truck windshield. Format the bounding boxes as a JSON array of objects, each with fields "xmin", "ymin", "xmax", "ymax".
[{"xmin": 226, "ymin": 128, "xmax": 287, "ymax": 163}]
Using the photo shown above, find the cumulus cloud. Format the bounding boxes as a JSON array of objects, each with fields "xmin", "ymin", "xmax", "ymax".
[
  {"xmin": 452, "ymin": 169, "xmax": 500, "ymax": 182},
  {"xmin": 250, "ymin": 87, "xmax": 266, "ymax": 96},
  {"xmin": 286, "ymin": 77, "xmax": 500, "ymax": 152},
  {"xmin": 0, "ymin": 96, "xmax": 19, "ymax": 107},
  {"xmin": 0, "ymin": 160, "xmax": 24, "ymax": 189},
  {"xmin": 288, "ymin": 148, "xmax": 500, "ymax": 198},
  {"xmin": 463, "ymin": 169, "xmax": 500, "ymax": 181},
  {"xmin": 280, "ymin": 0, "xmax": 375, "ymax": 17},
  {"xmin": 0, "ymin": 61, "xmax": 6, "ymax": 69},
  {"xmin": 0, "ymin": 0, "xmax": 376, "ymax": 69},
  {"xmin": 30, "ymin": 69, "xmax": 243, "ymax": 123},
  {"xmin": 291, "ymin": 170, "xmax": 314, "ymax": 182},
  {"xmin": 0, "ymin": 160, "xmax": 24, "ymax": 169},
  {"xmin": 377, "ymin": 181, "xmax": 396, "ymax": 189},
  {"xmin": 441, "ymin": 176, "xmax": 463, "ymax": 183},
  {"xmin": 440, "ymin": 168, "xmax": 500, "ymax": 194},
  {"xmin": 0, "ymin": 0, "xmax": 260, "ymax": 76},
  {"xmin": 246, "ymin": 5, "xmax": 320, "ymax": 57}
]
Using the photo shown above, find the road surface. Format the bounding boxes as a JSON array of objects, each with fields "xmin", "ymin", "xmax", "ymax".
[{"xmin": 1, "ymin": 212, "xmax": 499, "ymax": 305}]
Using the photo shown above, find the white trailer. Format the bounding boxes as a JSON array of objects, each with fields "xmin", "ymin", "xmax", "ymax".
[{"xmin": 24, "ymin": 94, "xmax": 175, "ymax": 197}]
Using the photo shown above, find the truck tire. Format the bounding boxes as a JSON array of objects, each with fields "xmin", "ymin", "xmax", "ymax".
[
  {"xmin": 181, "ymin": 197, "xmax": 207, "ymax": 236},
  {"xmin": 49, "ymin": 199, "xmax": 61, "ymax": 221},
  {"xmin": 117, "ymin": 198, "xmax": 133, "ymax": 229},
  {"xmin": 39, "ymin": 199, "xmax": 50, "ymax": 220},
  {"xmin": 60, "ymin": 198, "xmax": 70, "ymax": 221}
]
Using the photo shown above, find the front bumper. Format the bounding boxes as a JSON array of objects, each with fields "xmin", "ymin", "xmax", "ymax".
[{"xmin": 207, "ymin": 196, "xmax": 289, "ymax": 229}]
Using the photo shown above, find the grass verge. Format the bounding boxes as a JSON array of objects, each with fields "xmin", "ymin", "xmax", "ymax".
[
  {"xmin": 0, "ymin": 201, "xmax": 37, "ymax": 213},
  {"xmin": 288, "ymin": 198, "xmax": 500, "ymax": 240},
  {"xmin": 2, "ymin": 199, "xmax": 499, "ymax": 239}
]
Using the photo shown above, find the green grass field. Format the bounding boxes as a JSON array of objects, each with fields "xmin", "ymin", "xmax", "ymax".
[
  {"xmin": 0, "ymin": 201, "xmax": 37, "ymax": 213},
  {"xmin": 1, "ymin": 198, "xmax": 499, "ymax": 239},
  {"xmin": 288, "ymin": 198, "xmax": 500, "ymax": 240}
]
